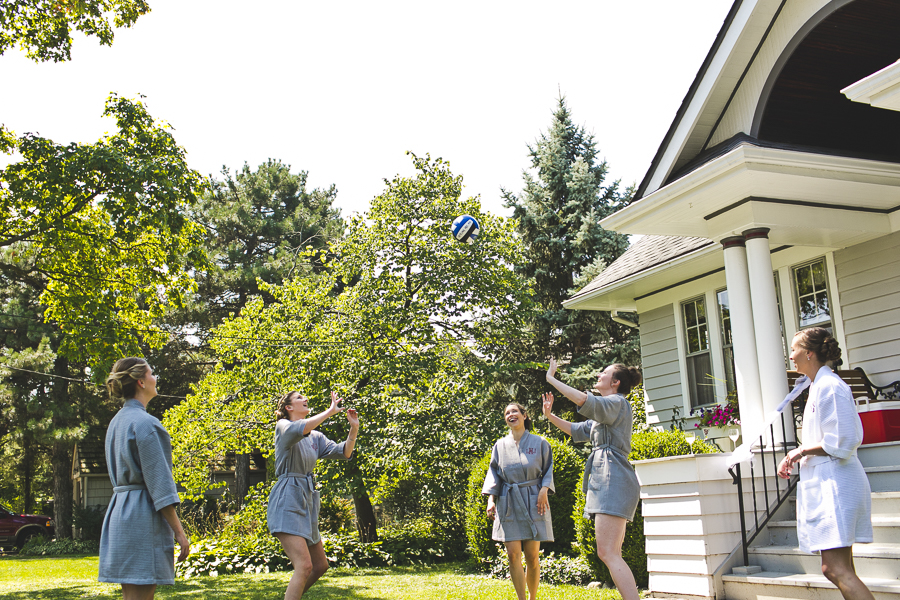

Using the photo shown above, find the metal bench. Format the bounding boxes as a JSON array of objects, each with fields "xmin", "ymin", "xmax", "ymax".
[{"xmin": 787, "ymin": 367, "xmax": 900, "ymax": 401}]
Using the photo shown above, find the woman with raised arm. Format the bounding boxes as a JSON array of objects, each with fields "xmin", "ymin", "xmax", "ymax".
[
  {"xmin": 543, "ymin": 359, "xmax": 641, "ymax": 600},
  {"xmin": 777, "ymin": 328, "xmax": 874, "ymax": 600},
  {"xmin": 483, "ymin": 403, "xmax": 554, "ymax": 600},
  {"xmin": 267, "ymin": 391, "xmax": 359, "ymax": 600},
  {"xmin": 99, "ymin": 358, "xmax": 190, "ymax": 600}
]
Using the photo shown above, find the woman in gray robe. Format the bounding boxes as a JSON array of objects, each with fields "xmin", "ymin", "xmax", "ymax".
[
  {"xmin": 99, "ymin": 357, "xmax": 190, "ymax": 600},
  {"xmin": 267, "ymin": 390, "xmax": 358, "ymax": 600},
  {"xmin": 483, "ymin": 403, "xmax": 554, "ymax": 600},
  {"xmin": 543, "ymin": 359, "xmax": 642, "ymax": 600}
]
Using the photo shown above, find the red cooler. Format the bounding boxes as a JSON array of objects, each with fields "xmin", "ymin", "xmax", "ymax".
[{"xmin": 857, "ymin": 400, "xmax": 900, "ymax": 445}]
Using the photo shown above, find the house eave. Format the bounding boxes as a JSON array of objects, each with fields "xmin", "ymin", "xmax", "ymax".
[
  {"xmin": 602, "ymin": 144, "xmax": 900, "ymax": 246},
  {"xmin": 841, "ymin": 59, "xmax": 900, "ymax": 112},
  {"xmin": 564, "ymin": 241, "xmax": 720, "ymax": 312}
]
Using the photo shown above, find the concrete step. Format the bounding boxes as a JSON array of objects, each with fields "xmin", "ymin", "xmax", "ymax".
[
  {"xmin": 748, "ymin": 543, "xmax": 900, "ymax": 579},
  {"xmin": 866, "ymin": 466, "xmax": 900, "ymax": 493},
  {"xmin": 723, "ymin": 571, "xmax": 900, "ymax": 600},
  {"xmin": 858, "ymin": 441, "xmax": 900, "ymax": 469},
  {"xmin": 791, "ymin": 492, "xmax": 900, "ymax": 514},
  {"xmin": 767, "ymin": 516, "xmax": 900, "ymax": 545}
]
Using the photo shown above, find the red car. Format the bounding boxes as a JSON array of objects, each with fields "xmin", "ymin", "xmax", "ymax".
[{"xmin": 0, "ymin": 503, "xmax": 54, "ymax": 550}]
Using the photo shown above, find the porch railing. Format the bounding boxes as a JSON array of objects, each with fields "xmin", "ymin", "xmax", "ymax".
[{"xmin": 726, "ymin": 407, "xmax": 801, "ymax": 566}]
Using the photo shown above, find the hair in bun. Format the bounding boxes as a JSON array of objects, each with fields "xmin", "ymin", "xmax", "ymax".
[
  {"xmin": 505, "ymin": 403, "xmax": 533, "ymax": 431},
  {"xmin": 609, "ymin": 364, "xmax": 642, "ymax": 395},
  {"xmin": 106, "ymin": 358, "xmax": 150, "ymax": 401},
  {"xmin": 794, "ymin": 327, "xmax": 842, "ymax": 363},
  {"xmin": 275, "ymin": 391, "xmax": 302, "ymax": 420}
]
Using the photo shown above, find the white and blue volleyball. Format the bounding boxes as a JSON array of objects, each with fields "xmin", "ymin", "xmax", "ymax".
[{"xmin": 450, "ymin": 214, "xmax": 480, "ymax": 244}]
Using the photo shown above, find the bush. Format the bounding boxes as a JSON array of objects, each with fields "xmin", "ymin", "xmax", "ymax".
[
  {"xmin": 20, "ymin": 537, "xmax": 99, "ymax": 556},
  {"xmin": 486, "ymin": 548, "xmax": 594, "ymax": 586},
  {"xmin": 73, "ymin": 504, "xmax": 106, "ymax": 541},
  {"xmin": 176, "ymin": 481, "xmax": 466, "ymax": 578},
  {"xmin": 573, "ymin": 428, "xmax": 720, "ymax": 587},
  {"xmin": 464, "ymin": 436, "xmax": 584, "ymax": 565},
  {"xmin": 319, "ymin": 494, "xmax": 354, "ymax": 534}
]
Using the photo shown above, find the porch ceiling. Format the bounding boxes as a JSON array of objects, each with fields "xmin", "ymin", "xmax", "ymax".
[{"xmin": 602, "ymin": 143, "xmax": 900, "ymax": 246}]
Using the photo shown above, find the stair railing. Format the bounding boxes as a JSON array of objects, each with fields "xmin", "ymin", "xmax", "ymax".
[{"xmin": 727, "ymin": 406, "xmax": 801, "ymax": 566}]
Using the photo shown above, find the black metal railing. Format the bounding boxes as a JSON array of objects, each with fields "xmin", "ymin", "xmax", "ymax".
[{"xmin": 727, "ymin": 406, "xmax": 802, "ymax": 566}]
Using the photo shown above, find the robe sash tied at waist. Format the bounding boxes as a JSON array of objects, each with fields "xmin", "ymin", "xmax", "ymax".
[
  {"xmin": 499, "ymin": 477, "xmax": 543, "ymax": 538},
  {"xmin": 582, "ymin": 442, "xmax": 628, "ymax": 494},
  {"xmin": 113, "ymin": 484, "xmax": 147, "ymax": 493},
  {"xmin": 278, "ymin": 472, "xmax": 315, "ymax": 489}
]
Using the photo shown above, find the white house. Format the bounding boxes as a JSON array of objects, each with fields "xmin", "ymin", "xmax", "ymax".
[{"xmin": 566, "ymin": 1, "xmax": 900, "ymax": 598}]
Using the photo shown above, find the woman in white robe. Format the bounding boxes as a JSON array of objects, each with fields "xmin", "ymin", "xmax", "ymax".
[
  {"xmin": 99, "ymin": 358, "xmax": 190, "ymax": 600},
  {"xmin": 483, "ymin": 403, "xmax": 553, "ymax": 600},
  {"xmin": 778, "ymin": 328, "xmax": 874, "ymax": 600},
  {"xmin": 268, "ymin": 391, "xmax": 358, "ymax": 600}
]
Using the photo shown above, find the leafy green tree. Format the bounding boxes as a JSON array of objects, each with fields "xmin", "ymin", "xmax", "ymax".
[
  {"xmin": 165, "ymin": 153, "xmax": 532, "ymax": 541},
  {"xmin": 0, "ymin": 94, "xmax": 206, "ymax": 536},
  {"xmin": 500, "ymin": 97, "xmax": 639, "ymax": 406},
  {"xmin": 0, "ymin": 0, "xmax": 150, "ymax": 62}
]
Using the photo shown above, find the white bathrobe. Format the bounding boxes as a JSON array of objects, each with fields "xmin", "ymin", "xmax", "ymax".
[{"xmin": 797, "ymin": 366, "xmax": 873, "ymax": 553}]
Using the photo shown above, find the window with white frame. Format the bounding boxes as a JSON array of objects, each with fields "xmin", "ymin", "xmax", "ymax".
[
  {"xmin": 682, "ymin": 297, "xmax": 715, "ymax": 408},
  {"xmin": 716, "ymin": 289, "xmax": 736, "ymax": 394},
  {"xmin": 793, "ymin": 259, "xmax": 831, "ymax": 329}
]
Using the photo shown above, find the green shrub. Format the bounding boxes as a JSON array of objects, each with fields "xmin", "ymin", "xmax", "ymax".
[
  {"xmin": 176, "ymin": 481, "xmax": 465, "ymax": 578},
  {"xmin": 319, "ymin": 494, "xmax": 354, "ymax": 534},
  {"xmin": 464, "ymin": 436, "xmax": 584, "ymax": 565},
  {"xmin": 573, "ymin": 428, "xmax": 720, "ymax": 586},
  {"xmin": 487, "ymin": 548, "xmax": 594, "ymax": 586},
  {"xmin": 73, "ymin": 504, "xmax": 106, "ymax": 541},
  {"xmin": 20, "ymin": 537, "xmax": 98, "ymax": 556}
]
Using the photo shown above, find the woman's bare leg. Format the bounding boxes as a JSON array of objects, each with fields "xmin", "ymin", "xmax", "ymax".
[
  {"xmin": 505, "ymin": 540, "xmax": 527, "ymax": 600},
  {"xmin": 522, "ymin": 540, "xmax": 541, "ymax": 600},
  {"xmin": 595, "ymin": 514, "xmax": 640, "ymax": 600},
  {"xmin": 821, "ymin": 546, "xmax": 875, "ymax": 600},
  {"xmin": 121, "ymin": 584, "xmax": 156, "ymax": 600},
  {"xmin": 302, "ymin": 541, "xmax": 330, "ymax": 594},
  {"xmin": 275, "ymin": 533, "xmax": 314, "ymax": 600}
]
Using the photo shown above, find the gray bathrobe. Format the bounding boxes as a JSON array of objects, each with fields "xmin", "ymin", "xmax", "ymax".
[
  {"xmin": 482, "ymin": 431, "xmax": 555, "ymax": 542},
  {"xmin": 99, "ymin": 399, "xmax": 181, "ymax": 585},
  {"xmin": 267, "ymin": 419, "xmax": 348, "ymax": 545},
  {"xmin": 571, "ymin": 392, "xmax": 640, "ymax": 521}
]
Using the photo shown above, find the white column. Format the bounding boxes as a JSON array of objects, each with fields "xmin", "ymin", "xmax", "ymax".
[
  {"xmin": 721, "ymin": 237, "xmax": 764, "ymax": 439},
  {"xmin": 744, "ymin": 228, "xmax": 792, "ymax": 445}
]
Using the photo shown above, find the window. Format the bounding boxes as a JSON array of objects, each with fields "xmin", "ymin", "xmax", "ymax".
[
  {"xmin": 793, "ymin": 259, "xmax": 831, "ymax": 329},
  {"xmin": 682, "ymin": 298, "xmax": 715, "ymax": 408},
  {"xmin": 716, "ymin": 289, "xmax": 736, "ymax": 394}
]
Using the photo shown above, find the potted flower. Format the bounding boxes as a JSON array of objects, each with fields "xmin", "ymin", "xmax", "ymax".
[{"xmin": 690, "ymin": 392, "xmax": 740, "ymax": 445}]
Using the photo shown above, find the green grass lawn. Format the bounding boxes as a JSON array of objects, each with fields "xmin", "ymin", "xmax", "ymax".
[{"xmin": 0, "ymin": 555, "xmax": 622, "ymax": 599}]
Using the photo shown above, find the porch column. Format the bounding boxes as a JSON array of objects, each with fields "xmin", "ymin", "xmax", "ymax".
[
  {"xmin": 721, "ymin": 237, "xmax": 764, "ymax": 438},
  {"xmin": 744, "ymin": 228, "xmax": 792, "ymax": 443}
]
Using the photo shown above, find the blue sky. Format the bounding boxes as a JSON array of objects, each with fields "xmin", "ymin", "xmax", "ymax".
[{"xmin": 2, "ymin": 1, "xmax": 733, "ymax": 217}]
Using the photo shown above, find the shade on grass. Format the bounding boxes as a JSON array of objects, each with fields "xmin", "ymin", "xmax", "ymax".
[{"xmin": 1, "ymin": 556, "xmax": 623, "ymax": 599}]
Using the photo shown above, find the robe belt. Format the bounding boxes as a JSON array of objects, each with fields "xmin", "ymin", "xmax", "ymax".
[
  {"xmin": 499, "ymin": 477, "xmax": 543, "ymax": 538},
  {"xmin": 113, "ymin": 484, "xmax": 146, "ymax": 493},
  {"xmin": 582, "ymin": 443, "xmax": 624, "ymax": 494},
  {"xmin": 278, "ymin": 472, "xmax": 316, "ymax": 489}
]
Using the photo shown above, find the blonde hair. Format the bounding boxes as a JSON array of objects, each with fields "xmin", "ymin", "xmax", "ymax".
[
  {"xmin": 275, "ymin": 391, "xmax": 302, "ymax": 420},
  {"xmin": 106, "ymin": 358, "xmax": 150, "ymax": 401}
]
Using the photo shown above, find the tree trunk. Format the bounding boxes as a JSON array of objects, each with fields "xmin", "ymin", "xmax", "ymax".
[
  {"xmin": 51, "ymin": 355, "xmax": 73, "ymax": 539},
  {"xmin": 234, "ymin": 453, "xmax": 250, "ymax": 508},
  {"xmin": 346, "ymin": 462, "xmax": 377, "ymax": 542}
]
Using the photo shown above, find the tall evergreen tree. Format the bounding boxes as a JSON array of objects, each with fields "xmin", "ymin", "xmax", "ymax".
[{"xmin": 501, "ymin": 97, "xmax": 639, "ymax": 401}]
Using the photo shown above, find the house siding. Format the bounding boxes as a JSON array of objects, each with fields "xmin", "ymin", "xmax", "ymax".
[
  {"xmin": 640, "ymin": 304, "xmax": 685, "ymax": 428},
  {"xmin": 834, "ymin": 231, "xmax": 900, "ymax": 386}
]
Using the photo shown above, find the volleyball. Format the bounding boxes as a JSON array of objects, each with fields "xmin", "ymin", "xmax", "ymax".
[{"xmin": 450, "ymin": 214, "xmax": 480, "ymax": 244}]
